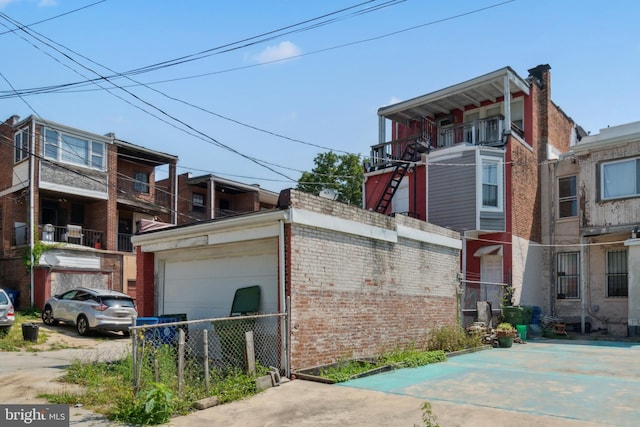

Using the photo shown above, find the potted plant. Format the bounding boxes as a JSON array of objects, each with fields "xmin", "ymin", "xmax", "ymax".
[{"xmin": 495, "ymin": 322, "xmax": 516, "ymax": 348}]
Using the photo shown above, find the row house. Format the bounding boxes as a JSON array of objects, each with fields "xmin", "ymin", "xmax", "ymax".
[
  {"xmin": 157, "ymin": 173, "xmax": 278, "ymax": 226},
  {"xmin": 0, "ymin": 115, "xmax": 178, "ymax": 309},
  {"xmin": 363, "ymin": 64, "xmax": 583, "ymax": 326},
  {"xmin": 542, "ymin": 121, "xmax": 640, "ymax": 336}
]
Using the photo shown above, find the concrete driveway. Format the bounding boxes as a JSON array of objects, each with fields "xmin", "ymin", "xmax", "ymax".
[
  {"xmin": 173, "ymin": 339, "xmax": 640, "ymax": 427},
  {"xmin": 3, "ymin": 336, "xmax": 638, "ymax": 426}
]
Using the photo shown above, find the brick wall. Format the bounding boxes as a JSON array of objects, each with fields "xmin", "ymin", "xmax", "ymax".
[{"xmin": 283, "ymin": 190, "xmax": 460, "ymax": 369}]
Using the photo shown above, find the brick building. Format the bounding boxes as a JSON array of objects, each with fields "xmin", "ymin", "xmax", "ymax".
[
  {"xmin": 0, "ymin": 115, "xmax": 177, "ymax": 309},
  {"xmin": 542, "ymin": 121, "xmax": 640, "ymax": 336},
  {"xmin": 363, "ymin": 65, "xmax": 584, "ymax": 325},
  {"xmin": 132, "ymin": 189, "xmax": 461, "ymax": 370},
  {"xmin": 157, "ymin": 172, "xmax": 278, "ymax": 225}
]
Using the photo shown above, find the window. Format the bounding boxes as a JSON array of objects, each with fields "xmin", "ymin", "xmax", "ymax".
[
  {"xmin": 606, "ymin": 250, "xmax": 628, "ymax": 297},
  {"xmin": 558, "ymin": 176, "xmax": 577, "ymax": 218},
  {"xmin": 192, "ymin": 193, "xmax": 205, "ymax": 212},
  {"xmin": 481, "ymin": 158, "xmax": 502, "ymax": 210},
  {"xmin": 511, "ymin": 99, "xmax": 524, "ymax": 133},
  {"xmin": 601, "ymin": 158, "xmax": 640, "ymax": 200},
  {"xmin": 14, "ymin": 127, "xmax": 29, "ymax": 162},
  {"xmin": 43, "ymin": 127, "xmax": 105, "ymax": 170},
  {"xmin": 133, "ymin": 172, "xmax": 150, "ymax": 193},
  {"xmin": 557, "ymin": 252, "xmax": 579, "ymax": 299}
]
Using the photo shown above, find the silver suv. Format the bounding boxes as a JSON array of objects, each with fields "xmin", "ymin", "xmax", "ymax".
[
  {"xmin": 0, "ymin": 288, "xmax": 15, "ymax": 332},
  {"xmin": 42, "ymin": 287, "xmax": 137, "ymax": 336}
]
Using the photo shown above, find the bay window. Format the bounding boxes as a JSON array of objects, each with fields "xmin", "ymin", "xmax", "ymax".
[{"xmin": 43, "ymin": 127, "xmax": 106, "ymax": 170}]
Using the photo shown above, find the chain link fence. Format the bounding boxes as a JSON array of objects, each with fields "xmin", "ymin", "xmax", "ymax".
[{"xmin": 130, "ymin": 313, "xmax": 287, "ymax": 396}]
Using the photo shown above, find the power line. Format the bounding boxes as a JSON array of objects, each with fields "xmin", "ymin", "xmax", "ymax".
[
  {"xmin": 0, "ymin": 0, "xmax": 515, "ymax": 160},
  {"xmin": 0, "ymin": 12, "xmax": 299, "ymax": 184},
  {"xmin": 0, "ymin": 0, "xmax": 107, "ymax": 37}
]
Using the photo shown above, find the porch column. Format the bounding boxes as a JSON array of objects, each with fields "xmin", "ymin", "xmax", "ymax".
[
  {"xmin": 503, "ymin": 75, "xmax": 511, "ymax": 134},
  {"xmin": 624, "ymin": 238, "xmax": 640, "ymax": 336},
  {"xmin": 378, "ymin": 116, "xmax": 386, "ymax": 144}
]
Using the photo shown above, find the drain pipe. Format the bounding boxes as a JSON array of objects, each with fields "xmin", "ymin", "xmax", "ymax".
[
  {"xmin": 580, "ymin": 235, "xmax": 586, "ymax": 334},
  {"xmin": 278, "ymin": 219, "xmax": 289, "ymax": 377}
]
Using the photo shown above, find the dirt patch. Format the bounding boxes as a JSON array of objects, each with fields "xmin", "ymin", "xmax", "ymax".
[{"xmin": 30, "ymin": 321, "xmax": 129, "ymax": 351}]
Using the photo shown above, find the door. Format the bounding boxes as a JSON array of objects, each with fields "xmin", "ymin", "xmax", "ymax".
[
  {"xmin": 160, "ymin": 240, "xmax": 278, "ymax": 321},
  {"xmin": 481, "ymin": 255, "xmax": 503, "ymax": 310}
]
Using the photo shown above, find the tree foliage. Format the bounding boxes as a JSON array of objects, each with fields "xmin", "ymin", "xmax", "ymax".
[{"xmin": 296, "ymin": 151, "xmax": 363, "ymax": 206}]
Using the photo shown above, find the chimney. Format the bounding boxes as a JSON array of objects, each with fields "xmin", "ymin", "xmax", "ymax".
[{"xmin": 527, "ymin": 64, "xmax": 551, "ymax": 89}]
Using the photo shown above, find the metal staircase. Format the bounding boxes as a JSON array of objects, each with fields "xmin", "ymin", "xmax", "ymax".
[{"xmin": 374, "ymin": 139, "xmax": 429, "ymax": 214}]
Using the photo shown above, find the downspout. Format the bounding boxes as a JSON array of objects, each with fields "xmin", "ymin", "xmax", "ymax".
[
  {"xmin": 278, "ymin": 219, "xmax": 289, "ymax": 377},
  {"xmin": 361, "ymin": 176, "xmax": 367, "ymax": 210},
  {"xmin": 580, "ymin": 235, "xmax": 585, "ymax": 334},
  {"xmin": 210, "ymin": 178, "xmax": 216, "ymax": 220},
  {"xmin": 173, "ymin": 165, "xmax": 178, "ymax": 224},
  {"xmin": 461, "ymin": 231, "xmax": 468, "ymax": 327},
  {"xmin": 29, "ymin": 118, "xmax": 36, "ymax": 306}
]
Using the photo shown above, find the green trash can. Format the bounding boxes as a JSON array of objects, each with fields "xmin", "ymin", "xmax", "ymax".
[{"xmin": 516, "ymin": 324, "xmax": 527, "ymax": 341}]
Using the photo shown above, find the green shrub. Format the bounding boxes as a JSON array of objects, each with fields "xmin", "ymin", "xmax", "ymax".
[{"xmin": 427, "ymin": 325, "xmax": 482, "ymax": 352}]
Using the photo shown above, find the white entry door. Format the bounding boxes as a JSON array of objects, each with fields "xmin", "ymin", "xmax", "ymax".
[{"xmin": 481, "ymin": 255, "xmax": 503, "ymax": 310}]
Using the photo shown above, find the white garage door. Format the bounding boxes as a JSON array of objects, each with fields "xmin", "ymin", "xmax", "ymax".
[{"xmin": 160, "ymin": 239, "xmax": 278, "ymax": 321}]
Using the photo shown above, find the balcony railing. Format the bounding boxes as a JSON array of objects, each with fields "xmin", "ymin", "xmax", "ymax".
[
  {"xmin": 438, "ymin": 115, "xmax": 504, "ymax": 148},
  {"xmin": 369, "ymin": 116, "xmax": 505, "ymax": 170},
  {"xmin": 35, "ymin": 224, "xmax": 135, "ymax": 252},
  {"xmin": 118, "ymin": 233, "xmax": 134, "ymax": 252},
  {"xmin": 39, "ymin": 224, "xmax": 103, "ymax": 249}
]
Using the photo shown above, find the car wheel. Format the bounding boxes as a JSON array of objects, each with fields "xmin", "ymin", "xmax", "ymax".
[
  {"xmin": 76, "ymin": 315, "xmax": 90, "ymax": 336},
  {"xmin": 42, "ymin": 306, "xmax": 59, "ymax": 326}
]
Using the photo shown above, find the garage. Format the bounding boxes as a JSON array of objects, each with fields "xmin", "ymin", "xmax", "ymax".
[{"xmin": 155, "ymin": 238, "xmax": 279, "ymax": 321}]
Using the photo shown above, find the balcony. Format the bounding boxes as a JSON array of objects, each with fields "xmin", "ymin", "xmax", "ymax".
[
  {"xmin": 369, "ymin": 116, "xmax": 505, "ymax": 170},
  {"xmin": 39, "ymin": 224, "xmax": 103, "ymax": 249},
  {"xmin": 36, "ymin": 224, "xmax": 136, "ymax": 252}
]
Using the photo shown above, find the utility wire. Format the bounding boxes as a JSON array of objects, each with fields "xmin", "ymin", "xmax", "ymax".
[{"xmin": 0, "ymin": 12, "xmax": 299, "ymax": 184}]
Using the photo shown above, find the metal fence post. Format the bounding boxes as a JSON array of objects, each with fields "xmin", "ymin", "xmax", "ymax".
[
  {"xmin": 178, "ymin": 328, "xmax": 185, "ymax": 394},
  {"xmin": 203, "ymin": 329, "xmax": 210, "ymax": 395}
]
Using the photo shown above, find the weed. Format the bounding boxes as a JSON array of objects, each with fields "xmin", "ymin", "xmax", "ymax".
[
  {"xmin": 380, "ymin": 348, "xmax": 446, "ymax": 368},
  {"xmin": 0, "ymin": 312, "xmax": 49, "ymax": 351},
  {"xmin": 414, "ymin": 401, "xmax": 440, "ymax": 427},
  {"xmin": 318, "ymin": 359, "xmax": 377, "ymax": 383},
  {"xmin": 428, "ymin": 325, "xmax": 482, "ymax": 352}
]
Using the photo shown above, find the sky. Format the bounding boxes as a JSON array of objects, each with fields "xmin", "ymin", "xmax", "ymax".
[{"xmin": 0, "ymin": 0, "xmax": 638, "ymax": 194}]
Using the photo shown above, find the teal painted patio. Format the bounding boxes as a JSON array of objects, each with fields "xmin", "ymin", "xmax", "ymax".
[{"xmin": 341, "ymin": 340, "xmax": 640, "ymax": 427}]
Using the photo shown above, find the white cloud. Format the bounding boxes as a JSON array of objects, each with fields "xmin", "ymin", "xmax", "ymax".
[
  {"xmin": 387, "ymin": 96, "xmax": 402, "ymax": 106},
  {"xmin": 252, "ymin": 41, "xmax": 301, "ymax": 64},
  {"xmin": 38, "ymin": 0, "xmax": 58, "ymax": 7},
  {"xmin": 0, "ymin": 0, "xmax": 18, "ymax": 9}
]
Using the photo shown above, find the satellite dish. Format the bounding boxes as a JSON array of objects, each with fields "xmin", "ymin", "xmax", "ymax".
[{"xmin": 319, "ymin": 188, "xmax": 339, "ymax": 200}]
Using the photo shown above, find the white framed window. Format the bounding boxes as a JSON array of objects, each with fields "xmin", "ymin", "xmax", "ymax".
[
  {"xmin": 133, "ymin": 172, "xmax": 150, "ymax": 193},
  {"xmin": 601, "ymin": 158, "xmax": 640, "ymax": 200},
  {"xmin": 511, "ymin": 99, "xmax": 524, "ymax": 133},
  {"xmin": 43, "ymin": 127, "xmax": 106, "ymax": 170},
  {"xmin": 192, "ymin": 193, "xmax": 205, "ymax": 212},
  {"xmin": 557, "ymin": 252, "xmax": 579, "ymax": 299},
  {"xmin": 606, "ymin": 250, "xmax": 628, "ymax": 298},
  {"xmin": 558, "ymin": 176, "xmax": 577, "ymax": 218},
  {"xmin": 480, "ymin": 157, "xmax": 503, "ymax": 211},
  {"xmin": 14, "ymin": 127, "xmax": 29, "ymax": 163}
]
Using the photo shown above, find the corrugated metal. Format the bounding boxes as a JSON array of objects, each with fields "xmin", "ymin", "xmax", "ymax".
[{"xmin": 428, "ymin": 150, "xmax": 476, "ymax": 232}]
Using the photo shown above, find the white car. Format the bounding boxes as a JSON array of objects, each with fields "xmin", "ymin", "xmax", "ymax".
[
  {"xmin": 42, "ymin": 287, "xmax": 137, "ymax": 336},
  {"xmin": 0, "ymin": 288, "xmax": 15, "ymax": 332}
]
